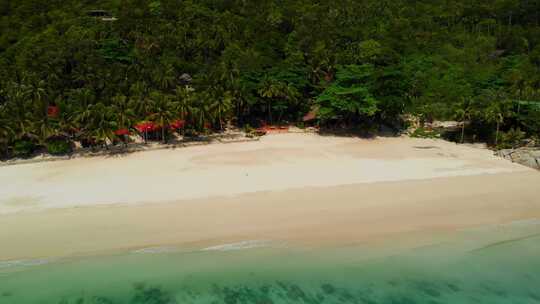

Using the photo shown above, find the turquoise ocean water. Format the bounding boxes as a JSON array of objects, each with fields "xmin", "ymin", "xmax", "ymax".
[{"xmin": 1, "ymin": 220, "xmax": 540, "ymax": 304}]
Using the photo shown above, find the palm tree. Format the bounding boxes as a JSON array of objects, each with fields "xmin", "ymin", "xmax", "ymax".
[
  {"xmin": 210, "ymin": 90, "xmax": 233, "ymax": 130},
  {"xmin": 129, "ymin": 87, "xmax": 155, "ymax": 144},
  {"xmin": 111, "ymin": 95, "xmax": 136, "ymax": 131},
  {"xmin": 174, "ymin": 86, "xmax": 195, "ymax": 121},
  {"xmin": 486, "ymin": 99, "xmax": 512, "ymax": 146},
  {"xmin": 258, "ymin": 78, "xmax": 282, "ymax": 124},
  {"xmin": 148, "ymin": 92, "xmax": 175, "ymax": 142},
  {"xmin": 193, "ymin": 91, "xmax": 214, "ymax": 132},
  {"xmin": 67, "ymin": 88, "xmax": 97, "ymax": 139},
  {"xmin": 28, "ymin": 82, "xmax": 55, "ymax": 147},
  {"xmin": 130, "ymin": 81, "xmax": 149, "ymax": 101},
  {"xmin": 71, "ymin": 106, "xmax": 93, "ymax": 142},
  {"xmin": 110, "ymin": 95, "xmax": 136, "ymax": 146},
  {"xmin": 30, "ymin": 80, "xmax": 48, "ymax": 117},
  {"xmin": 4, "ymin": 83, "xmax": 33, "ymax": 140},
  {"xmin": 134, "ymin": 95, "xmax": 154, "ymax": 121},
  {"xmin": 55, "ymin": 98, "xmax": 81, "ymax": 139},
  {"xmin": 172, "ymin": 86, "xmax": 197, "ymax": 135},
  {"xmin": 152, "ymin": 64, "xmax": 176, "ymax": 90},
  {"xmin": 230, "ymin": 79, "xmax": 249, "ymax": 123},
  {"xmin": 88, "ymin": 103, "xmax": 117, "ymax": 148},
  {"xmin": 32, "ymin": 118, "xmax": 56, "ymax": 147},
  {"xmin": 278, "ymin": 83, "xmax": 300, "ymax": 122},
  {"xmin": 454, "ymin": 97, "xmax": 474, "ymax": 143},
  {"xmin": 257, "ymin": 78, "xmax": 295, "ymax": 124},
  {"xmin": 0, "ymin": 110, "xmax": 15, "ymax": 158}
]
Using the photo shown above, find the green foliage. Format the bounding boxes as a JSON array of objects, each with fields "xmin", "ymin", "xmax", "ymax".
[
  {"xmin": 497, "ymin": 128, "xmax": 527, "ymax": 149},
  {"xmin": 148, "ymin": 1, "xmax": 162, "ymax": 16},
  {"xmin": 183, "ymin": 128, "xmax": 199, "ymax": 138},
  {"xmin": 316, "ymin": 65, "xmax": 378, "ymax": 123},
  {"xmin": 410, "ymin": 127, "xmax": 441, "ymax": 139},
  {"xmin": 131, "ymin": 284, "xmax": 177, "ymax": 304},
  {"xmin": 12, "ymin": 140, "xmax": 36, "ymax": 158},
  {"xmin": 1, "ymin": 0, "xmax": 540, "ymax": 158},
  {"xmin": 46, "ymin": 140, "xmax": 73, "ymax": 155},
  {"xmin": 358, "ymin": 40, "xmax": 384, "ymax": 64},
  {"xmin": 99, "ymin": 39, "xmax": 134, "ymax": 63}
]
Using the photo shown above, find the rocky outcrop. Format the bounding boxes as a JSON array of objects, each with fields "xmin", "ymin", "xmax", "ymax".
[{"xmin": 497, "ymin": 148, "xmax": 540, "ymax": 170}]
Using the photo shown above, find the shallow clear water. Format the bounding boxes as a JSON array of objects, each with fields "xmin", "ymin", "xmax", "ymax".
[{"xmin": 1, "ymin": 221, "xmax": 540, "ymax": 304}]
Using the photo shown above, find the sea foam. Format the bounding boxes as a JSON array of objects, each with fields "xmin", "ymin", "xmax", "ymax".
[
  {"xmin": 0, "ymin": 258, "xmax": 55, "ymax": 269},
  {"xmin": 201, "ymin": 240, "xmax": 273, "ymax": 251}
]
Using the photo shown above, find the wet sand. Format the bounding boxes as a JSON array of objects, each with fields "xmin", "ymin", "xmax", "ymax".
[{"xmin": 1, "ymin": 171, "xmax": 539, "ymax": 261}]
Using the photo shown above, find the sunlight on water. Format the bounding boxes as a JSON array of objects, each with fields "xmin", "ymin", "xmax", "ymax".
[{"xmin": 1, "ymin": 221, "xmax": 540, "ymax": 304}]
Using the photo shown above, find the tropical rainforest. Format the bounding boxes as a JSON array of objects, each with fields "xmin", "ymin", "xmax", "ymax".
[{"xmin": 1, "ymin": 0, "xmax": 540, "ymax": 158}]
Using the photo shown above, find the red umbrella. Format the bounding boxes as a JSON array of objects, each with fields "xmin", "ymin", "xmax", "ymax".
[
  {"xmin": 114, "ymin": 128, "xmax": 130, "ymax": 136},
  {"xmin": 47, "ymin": 106, "xmax": 59, "ymax": 118},
  {"xmin": 135, "ymin": 122, "xmax": 158, "ymax": 133},
  {"xmin": 169, "ymin": 120, "xmax": 185, "ymax": 130}
]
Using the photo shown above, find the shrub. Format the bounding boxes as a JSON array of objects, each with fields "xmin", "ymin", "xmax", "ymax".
[
  {"xmin": 12, "ymin": 140, "xmax": 36, "ymax": 157},
  {"xmin": 410, "ymin": 127, "xmax": 441, "ymax": 139},
  {"xmin": 243, "ymin": 124, "xmax": 254, "ymax": 134},
  {"xmin": 295, "ymin": 122, "xmax": 306, "ymax": 129},
  {"xmin": 46, "ymin": 140, "xmax": 73, "ymax": 155},
  {"xmin": 0, "ymin": 143, "xmax": 9, "ymax": 159},
  {"xmin": 497, "ymin": 128, "xmax": 526, "ymax": 149},
  {"xmin": 183, "ymin": 128, "xmax": 199, "ymax": 138},
  {"xmin": 532, "ymin": 136, "xmax": 540, "ymax": 147}
]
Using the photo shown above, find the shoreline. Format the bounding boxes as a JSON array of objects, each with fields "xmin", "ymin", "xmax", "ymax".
[{"xmin": 3, "ymin": 214, "xmax": 540, "ymax": 271}]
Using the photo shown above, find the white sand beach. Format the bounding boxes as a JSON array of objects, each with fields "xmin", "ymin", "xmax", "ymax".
[
  {"xmin": 0, "ymin": 133, "xmax": 539, "ymax": 261},
  {"xmin": 0, "ymin": 133, "xmax": 530, "ymax": 214}
]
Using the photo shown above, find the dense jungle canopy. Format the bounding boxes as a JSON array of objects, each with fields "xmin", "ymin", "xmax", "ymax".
[{"xmin": 1, "ymin": 0, "xmax": 540, "ymax": 157}]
